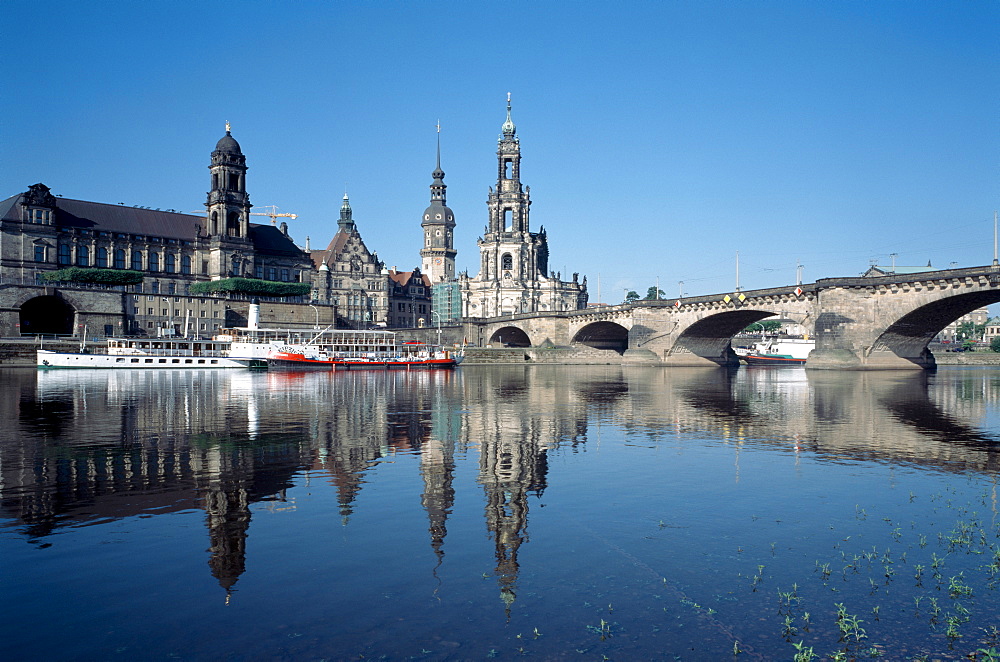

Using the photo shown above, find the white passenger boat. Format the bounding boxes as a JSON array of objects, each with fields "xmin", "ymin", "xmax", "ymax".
[
  {"xmin": 37, "ymin": 336, "xmax": 261, "ymax": 369},
  {"xmin": 741, "ymin": 337, "xmax": 815, "ymax": 365}
]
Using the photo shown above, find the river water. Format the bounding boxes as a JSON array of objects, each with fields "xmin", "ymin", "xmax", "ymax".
[{"xmin": 2, "ymin": 365, "xmax": 999, "ymax": 661}]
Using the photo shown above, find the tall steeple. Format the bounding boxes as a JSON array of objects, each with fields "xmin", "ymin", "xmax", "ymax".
[
  {"xmin": 420, "ymin": 122, "xmax": 457, "ymax": 282},
  {"xmin": 206, "ymin": 122, "xmax": 251, "ymax": 240},
  {"xmin": 489, "ymin": 93, "xmax": 530, "ymax": 235}
]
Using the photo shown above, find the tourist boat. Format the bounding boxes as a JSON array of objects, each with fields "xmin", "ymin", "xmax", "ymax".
[
  {"xmin": 37, "ymin": 336, "xmax": 263, "ymax": 369},
  {"xmin": 265, "ymin": 337, "xmax": 463, "ymax": 371},
  {"xmin": 740, "ymin": 337, "xmax": 814, "ymax": 365},
  {"xmin": 220, "ymin": 326, "xmax": 460, "ymax": 370}
]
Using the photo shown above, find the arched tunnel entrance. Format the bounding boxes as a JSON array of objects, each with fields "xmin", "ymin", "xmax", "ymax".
[
  {"xmin": 488, "ymin": 326, "xmax": 532, "ymax": 347},
  {"xmin": 19, "ymin": 295, "xmax": 75, "ymax": 335},
  {"xmin": 571, "ymin": 321, "xmax": 629, "ymax": 353}
]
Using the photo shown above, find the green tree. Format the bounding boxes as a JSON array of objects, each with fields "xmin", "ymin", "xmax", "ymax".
[
  {"xmin": 644, "ymin": 286, "xmax": 666, "ymax": 300},
  {"xmin": 624, "ymin": 290, "xmax": 640, "ymax": 304},
  {"xmin": 743, "ymin": 320, "xmax": 782, "ymax": 334},
  {"xmin": 990, "ymin": 336, "xmax": 1000, "ymax": 353}
]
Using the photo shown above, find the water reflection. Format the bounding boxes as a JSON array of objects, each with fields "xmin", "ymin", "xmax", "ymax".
[{"xmin": 3, "ymin": 365, "xmax": 1000, "ymax": 611}]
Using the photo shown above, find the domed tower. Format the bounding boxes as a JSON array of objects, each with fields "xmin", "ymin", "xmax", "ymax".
[
  {"xmin": 206, "ymin": 122, "xmax": 251, "ymax": 240},
  {"xmin": 420, "ymin": 124, "xmax": 457, "ymax": 283}
]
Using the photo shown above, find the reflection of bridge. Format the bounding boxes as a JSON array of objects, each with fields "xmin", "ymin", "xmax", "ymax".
[{"xmin": 467, "ymin": 265, "xmax": 1000, "ymax": 370}]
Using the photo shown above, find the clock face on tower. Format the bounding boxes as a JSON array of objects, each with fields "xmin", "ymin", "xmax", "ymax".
[{"xmin": 434, "ymin": 258, "xmax": 443, "ymax": 265}]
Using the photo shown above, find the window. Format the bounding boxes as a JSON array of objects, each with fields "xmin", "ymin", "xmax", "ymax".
[
  {"xmin": 281, "ymin": 268, "xmax": 289, "ymax": 282},
  {"xmin": 181, "ymin": 255, "xmax": 191, "ymax": 275},
  {"xmin": 255, "ymin": 265, "xmax": 263, "ymax": 279},
  {"xmin": 201, "ymin": 260, "xmax": 208, "ymax": 275},
  {"xmin": 77, "ymin": 245, "xmax": 89, "ymax": 266},
  {"xmin": 96, "ymin": 247, "xmax": 108, "ymax": 268},
  {"xmin": 34, "ymin": 245, "xmax": 46, "ymax": 262},
  {"xmin": 502, "ymin": 254, "xmax": 513, "ymax": 270},
  {"xmin": 151, "ymin": 282, "xmax": 159, "ymax": 294},
  {"xmin": 147, "ymin": 308, "xmax": 153, "ymax": 315},
  {"xmin": 58, "ymin": 244, "xmax": 71, "ymax": 265},
  {"xmin": 167, "ymin": 283, "xmax": 176, "ymax": 295},
  {"xmin": 148, "ymin": 252, "xmax": 159, "ymax": 272},
  {"xmin": 131, "ymin": 250, "xmax": 143, "ymax": 271},
  {"xmin": 268, "ymin": 267, "xmax": 277, "ymax": 281},
  {"xmin": 165, "ymin": 253, "xmax": 175, "ymax": 273}
]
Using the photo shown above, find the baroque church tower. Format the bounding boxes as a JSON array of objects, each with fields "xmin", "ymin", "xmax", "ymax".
[
  {"xmin": 420, "ymin": 124, "xmax": 457, "ymax": 283},
  {"xmin": 460, "ymin": 96, "xmax": 587, "ymax": 319},
  {"xmin": 206, "ymin": 122, "xmax": 252, "ymax": 278}
]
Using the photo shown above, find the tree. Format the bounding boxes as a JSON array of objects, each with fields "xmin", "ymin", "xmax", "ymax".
[
  {"xmin": 990, "ymin": 336, "xmax": 1000, "ymax": 353},
  {"xmin": 624, "ymin": 290, "xmax": 640, "ymax": 304},
  {"xmin": 743, "ymin": 320, "xmax": 782, "ymax": 334},
  {"xmin": 644, "ymin": 286, "xmax": 666, "ymax": 300}
]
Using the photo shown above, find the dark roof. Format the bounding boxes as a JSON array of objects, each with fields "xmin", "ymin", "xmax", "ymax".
[
  {"xmin": 0, "ymin": 191, "xmax": 205, "ymax": 239},
  {"xmin": 248, "ymin": 224, "xmax": 306, "ymax": 257},
  {"xmin": 1, "ymin": 188, "xmax": 305, "ymax": 258}
]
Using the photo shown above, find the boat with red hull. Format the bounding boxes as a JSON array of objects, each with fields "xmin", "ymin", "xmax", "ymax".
[{"xmin": 268, "ymin": 350, "xmax": 461, "ymax": 370}]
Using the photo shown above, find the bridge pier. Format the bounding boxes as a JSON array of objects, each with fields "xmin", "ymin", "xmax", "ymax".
[{"xmin": 806, "ymin": 348, "xmax": 935, "ymax": 371}]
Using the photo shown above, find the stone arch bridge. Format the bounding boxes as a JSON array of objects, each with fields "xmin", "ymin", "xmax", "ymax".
[{"xmin": 464, "ymin": 265, "xmax": 1000, "ymax": 370}]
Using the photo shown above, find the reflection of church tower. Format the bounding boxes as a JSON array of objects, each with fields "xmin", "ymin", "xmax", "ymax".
[
  {"xmin": 479, "ymin": 425, "xmax": 549, "ymax": 618},
  {"xmin": 420, "ymin": 436, "xmax": 456, "ymax": 565},
  {"xmin": 420, "ymin": 125, "xmax": 457, "ymax": 283},
  {"xmin": 202, "ymin": 450, "xmax": 252, "ymax": 600},
  {"xmin": 205, "ymin": 122, "xmax": 252, "ymax": 278}
]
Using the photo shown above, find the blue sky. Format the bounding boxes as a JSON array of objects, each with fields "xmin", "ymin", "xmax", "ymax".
[{"xmin": 3, "ymin": 1, "xmax": 997, "ymax": 303}]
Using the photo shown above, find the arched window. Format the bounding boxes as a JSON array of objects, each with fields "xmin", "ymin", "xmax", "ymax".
[
  {"xmin": 227, "ymin": 211, "xmax": 241, "ymax": 237},
  {"xmin": 114, "ymin": 249, "xmax": 126, "ymax": 269},
  {"xmin": 148, "ymin": 252, "xmax": 159, "ymax": 272},
  {"xmin": 77, "ymin": 245, "xmax": 89, "ymax": 266},
  {"xmin": 502, "ymin": 254, "xmax": 513, "ymax": 270},
  {"xmin": 210, "ymin": 211, "xmax": 218, "ymax": 235},
  {"xmin": 58, "ymin": 244, "xmax": 71, "ymax": 265},
  {"xmin": 230, "ymin": 256, "xmax": 240, "ymax": 277},
  {"xmin": 131, "ymin": 250, "xmax": 143, "ymax": 271},
  {"xmin": 96, "ymin": 247, "xmax": 108, "ymax": 268},
  {"xmin": 181, "ymin": 255, "xmax": 191, "ymax": 275},
  {"xmin": 165, "ymin": 253, "xmax": 175, "ymax": 273}
]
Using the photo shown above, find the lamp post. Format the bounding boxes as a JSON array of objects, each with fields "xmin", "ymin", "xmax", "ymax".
[
  {"xmin": 308, "ymin": 303, "xmax": 319, "ymax": 329},
  {"xmin": 431, "ymin": 310, "xmax": 442, "ymax": 347}
]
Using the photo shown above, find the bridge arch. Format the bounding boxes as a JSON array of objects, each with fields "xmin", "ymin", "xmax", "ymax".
[
  {"xmin": 671, "ymin": 310, "xmax": 781, "ymax": 363},
  {"xmin": 488, "ymin": 326, "xmax": 532, "ymax": 347},
  {"xmin": 872, "ymin": 290, "xmax": 1000, "ymax": 359},
  {"xmin": 571, "ymin": 321, "xmax": 629, "ymax": 352},
  {"xmin": 19, "ymin": 295, "xmax": 75, "ymax": 335}
]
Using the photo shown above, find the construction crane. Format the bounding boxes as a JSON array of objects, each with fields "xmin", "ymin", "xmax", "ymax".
[{"xmin": 251, "ymin": 205, "xmax": 298, "ymax": 225}]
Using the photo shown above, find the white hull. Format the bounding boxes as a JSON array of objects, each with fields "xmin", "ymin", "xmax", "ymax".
[{"xmin": 37, "ymin": 349, "xmax": 253, "ymax": 369}]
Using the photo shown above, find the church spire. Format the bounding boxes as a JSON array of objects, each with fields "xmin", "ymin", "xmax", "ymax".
[
  {"xmin": 501, "ymin": 92, "xmax": 516, "ymax": 139},
  {"xmin": 420, "ymin": 123, "xmax": 457, "ymax": 282}
]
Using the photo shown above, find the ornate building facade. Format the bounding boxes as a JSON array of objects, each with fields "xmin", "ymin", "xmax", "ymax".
[
  {"xmin": 0, "ymin": 127, "xmax": 317, "ymax": 337},
  {"xmin": 459, "ymin": 97, "xmax": 587, "ymax": 318},
  {"xmin": 309, "ymin": 194, "xmax": 389, "ymax": 327}
]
